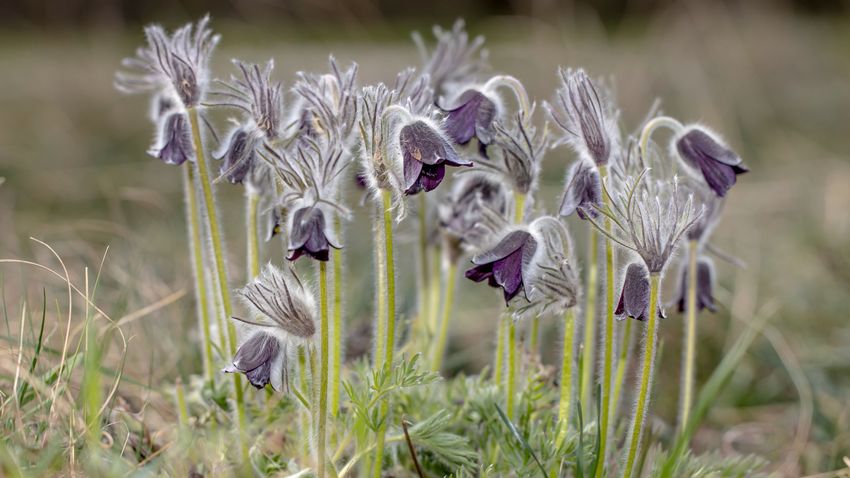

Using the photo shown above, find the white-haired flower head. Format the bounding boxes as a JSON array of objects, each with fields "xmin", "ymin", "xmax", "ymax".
[
  {"xmin": 225, "ymin": 263, "xmax": 316, "ymax": 391},
  {"xmin": 514, "ymin": 216, "xmax": 581, "ymax": 320},
  {"xmin": 413, "ymin": 19, "xmax": 489, "ymax": 98},
  {"xmin": 559, "ymin": 158, "xmax": 602, "ymax": 220},
  {"xmin": 546, "ymin": 68, "xmax": 619, "ymax": 167},
  {"xmin": 589, "ymin": 169, "xmax": 702, "ymax": 274},
  {"xmin": 438, "ymin": 172, "xmax": 510, "ymax": 261},
  {"xmin": 475, "ymin": 106, "xmax": 547, "ymax": 197},
  {"xmin": 291, "ymin": 57, "xmax": 359, "ymax": 148},
  {"xmin": 672, "ymin": 125, "xmax": 748, "ymax": 198},
  {"xmin": 116, "ymin": 15, "xmax": 219, "ymax": 109}
]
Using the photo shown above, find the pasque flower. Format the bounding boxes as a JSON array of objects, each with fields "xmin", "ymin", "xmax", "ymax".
[
  {"xmin": 465, "ymin": 229, "xmax": 538, "ymax": 304},
  {"xmin": 675, "ymin": 257, "xmax": 717, "ymax": 313},
  {"xmin": 440, "ymin": 89, "xmax": 498, "ymax": 146},
  {"xmin": 400, "ymin": 119, "xmax": 472, "ymax": 194},
  {"xmin": 616, "ymin": 262, "xmax": 667, "ymax": 321},
  {"xmin": 546, "ymin": 68, "xmax": 617, "ymax": 167},
  {"xmin": 675, "ymin": 127, "xmax": 748, "ymax": 197},
  {"xmin": 224, "ymin": 264, "xmax": 316, "ymax": 390},
  {"xmin": 287, "ymin": 205, "xmax": 339, "ymax": 262},
  {"xmin": 559, "ymin": 158, "xmax": 601, "ymax": 220},
  {"xmin": 148, "ymin": 112, "xmax": 194, "ymax": 165}
]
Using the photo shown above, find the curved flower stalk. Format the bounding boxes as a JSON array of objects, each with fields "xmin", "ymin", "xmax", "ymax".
[{"xmin": 547, "ymin": 68, "xmax": 620, "ymax": 468}]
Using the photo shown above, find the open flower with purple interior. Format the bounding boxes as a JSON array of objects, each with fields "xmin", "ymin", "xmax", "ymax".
[
  {"xmin": 465, "ymin": 228, "xmax": 538, "ymax": 304},
  {"xmin": 225, "ymin": 263, "xmax": 317, "ymax": 390},
  {"xmin": 398, "ymin": 118, "xmax": 472, "ymax": 194},
  {"xmin": 559, "ymin": 158, "xmax": 602, "ymax": 220},
  {"xmin": 675, "ymin": 256, "xmax": 717, "ymax": 313}
]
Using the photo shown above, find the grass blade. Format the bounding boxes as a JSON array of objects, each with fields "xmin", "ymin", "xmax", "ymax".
[{"xmin": 495, "ymin": 404, "xmax": 547, "ymax": 477}]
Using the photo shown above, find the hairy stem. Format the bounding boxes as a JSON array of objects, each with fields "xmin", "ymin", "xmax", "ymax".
[
  {"xmin": 318, "ymin": 262, "xmax": 329, "ymax": 478},
  {"xmin": 373, "ymin": 189, "xmax": 397, "ymax": 478},
  {"xmin": 431, "ymin": 262, "xmax": 457, "ymax": 371},
  {"xmin": 187, "ymin": 107, "xmax": 247, "ymax": 461},
  {"xmin": 611, "ymin": 315, "xmax": 634, "ymax": 423},
  {"xmin": 494, "ymin": 317, "xmax": 506, "ymax": 385},
  {"xmin": 183, "ymin": 164, "xmax": 214, "ymax": 384},
  {"xmin": 556, "ymin": 308, "xmax": 576, "ymax": 446},
  {"xmin": 580, "ymin": 227, "xmax": 598, "ymax": 418},
  {"xmin": 374, "ymin": 205, "xmax": 387, "ymax": 362},
  {"xmin": 595, "ymin": 165, "xmax": 614, "ymax": 478},
  {"xmin": 331, "ymin": 217, "xmax": 343, "ymax": 417},
  {"xmin": 622, "ymin": 273, "xmax": 661, "ymax": 478},
  {"xmin": 528, "ymin": 318, "xmax": 540, "ymax": 355},
  {"xmin": 246, "ymin": 192, "xmax": 260, "ymax": 279},
  {"xmin": 678, "ymin": 239, "xmax": 699, "ymax": 431},
  {"xmin": 506, "ymin": 319, "xmax": 517, "ymax": 420},
  {"xmin": 417, "ymin": 194, "xmax": 431, "ymax": 346}
]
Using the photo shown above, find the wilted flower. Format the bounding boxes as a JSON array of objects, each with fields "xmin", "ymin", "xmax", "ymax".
[
  {"xmin": 225, "ymin": 264, "xmax": 316, "ymax": 390},
  {"xmin": 148, "ymin": 112, "xmax": 194, "ymax": 165},
  {"xmin": 615, "ymin": 262, "xmax": 666, "ymax": 321},
  {"xmin": 291, "ymin": 58, "xmax": 359, "ymax": 145},
  {"xmin": 546, "ymin": 68, "xmax": 617, "ymax": 166},
  {"xmin": 115, "ymin": 15, "xmax": 219, "ymax": 109},
  {"xmin": 465, "ymin": 229, "xmax": 538, "ymax": 304},
  {"xmin": 559, "ymin": 158, "xmax": 601, "ymax": 220},
  {"xmin": 674, "ymin": 126, "xmax": 748, "ymax": 197},
  {"xmin": 400, "ymin": 119, "xmax": 471, "ymax": 194},
  {"xmin": 675, "ymin": 257, "xmax": 717, "ymax": 313},
  {"xmin": 287, "ymin": 206, "xmax": 339, "ymax": 262},
  {"xmin": 477, "ymin": 108, "xmax": 547, "ymax": 196}
]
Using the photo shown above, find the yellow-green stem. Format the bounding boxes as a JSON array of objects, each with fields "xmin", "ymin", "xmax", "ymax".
[
  {"xmin": 556, "ymin": 308, "xmax": 576, "ymax": 446},
  {"xmin": 679, "ymin": 240, "xmax": 699, "ymax": 431},
  {"xmin": 427, "ymin": 246, "xmax": 441, "ymax": 335},
  {"xmin": 494, "ymin": 317, "xmax": 506, "ymax": 385},
  {"xmin": 506, "ymin": 320, "xmax": 517, "ymax": 420},
  {"xmin": 529, "ymin": 317, "xmax": 540, "ymax": 355},
  {"xmin": 186, "ymin": 107, "xmax": 248, "ymax": 462},
  {"xmin": 184, "ymin": 164, "xmax": 214, "ymax": 384},
  {"xmin": 595, "ymin": 165, "xmax": 614, "ymax": 478},
  {"xmin": 580, "ymin": 227, "xmax": 598, "ymax": 416},
  {"xmin": 247, "ymin": 192, "xmax": 261, "ymax": 279},
  {"xmin": 431, "ymin": 262, "xmax": 457, "ymax": 371},
  {"xmin": 331, "ymin": 222, "xmax": 343, "ymax": 417},
  {"xmin": 622, "ymin": 274, "xmax": 661, "ymax": 478},
  {"xmin": 417, "ymin": 194, "xmax": 431, "ymax": 343},
  {"xmin": 373, "ymin": 190, "xmax": 397, "ymax": 478},
  {"xmin": 318, "ymin": 262, "xmax": 329, "ymax": 478},
  {"xmin": 374, "ymin": 205, "xmax": 387, "ymax": 362},
  {"xmin": 611, "ymin": 317, "xmax": 633, "ymax": 422},
  {"xmin": 175, "ymin": 378, "xmax": 189, "ymax": 428}
]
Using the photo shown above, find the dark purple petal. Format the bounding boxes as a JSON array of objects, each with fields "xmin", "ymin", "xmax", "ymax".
[
  {"xmin": 492, "ymin": 250, "xmax": 524, "ymax": 302},
  {"xmin": 215, "ymin": 128, "xmax": 255, "ymax": 184},
  {"xmin": 400, "ymin": 120, "xmax": 468, "ymax": 195},
  {"xmin": 287, "ymin": 207, "xmax": 334, "ymax": 262},
  {"xmin": 559, "ymin": 160, "xmax": 601, "ymax": 220},
  {"xmin": 441, "ymin": 90, "xmax": 497, "ymax": 145},
  {"xmin": 677, "ymin": 129, "xmax": 748, "ymax": 197},
  {"xmin": 152, "ymin": 113, "xmax": 194, "ymax": 166},
  {"xmin": 417, "ymin": 164, "xmax": 446, "ymax": 192},
  {"xmin": 224, "ymin": 332, "xmax": 280, "ymax": 389},
  {"xmin": 465, "ymin": 263, "xmax": 494, "ymax": 283},
  {"xmin": 616, "ymin": 262, "xmax": 663, "ymax": 321},
  {"xmin": 678, "ymin": 258, "xmax": 717, "ymax": 313},
  {"xmin": 403, "ymin": 151, "xmax": 424, "ymax": 192},
  {"xmin": 472, "ymin": 230, "xmax": 533, "ymax": 265}
]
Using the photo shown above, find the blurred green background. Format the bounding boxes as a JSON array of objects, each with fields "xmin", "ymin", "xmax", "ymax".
[{"xmin": 1, "ymin": 0, "xmax": 849, "ymax": 474}]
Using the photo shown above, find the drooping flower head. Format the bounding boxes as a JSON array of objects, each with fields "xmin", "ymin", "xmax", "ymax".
[
  {"xmin": 225, "ymin": 264, "xmax": 317, "ymax": 390},
  {"xmin": 559, "ymin": 158, "xmax": 602, "ymax": 220},
  {"xmin": 209, "ymin": 60, "xmax": 285, "ymax": 192},
  {"xmin": 439, "ymin": 88, "xmax": 499, "ymax": 146},
  {"xmin": 115, "ymin": 15, "xmax": 219, "ymax": 109},
  {"xmin": 675, "ymin": 256, "xmax": 717, "ymax": 314},
  {"xmin": 399, "ymin": 119, "xmax": 471, "ymax": 194},
  {"xmin": 616, "ymin": 262, "xmax": 667, "ymax": 321},
  {"xmin": 286, "ymin": 204, "xmax": 340, "ymax": 262},
  {"xmin": 465, "ymin": 228, "xmax": 538, "ymax": 305},
  {"xmin": 673, "ymin": 126, "xmax": 748, "ymax": 197},
  {"xmin": 148, "ymin": 112, "xmax": 194, "ymax": 165},
  {"xmin": 546, "ymin": 68, "xmax": 618, "ymax": 167},
  {"xmin": 438, "ymin": 173, "xmax": 510, "ymax": 261}
]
